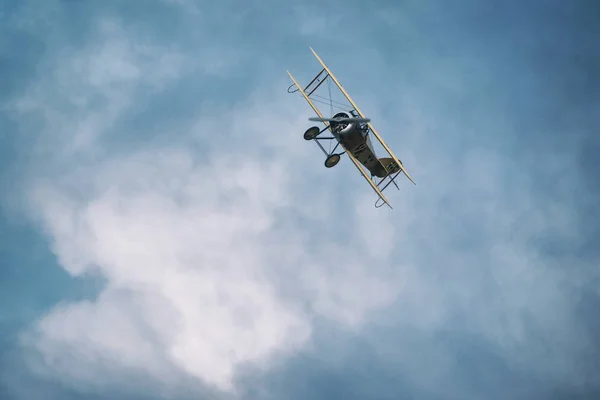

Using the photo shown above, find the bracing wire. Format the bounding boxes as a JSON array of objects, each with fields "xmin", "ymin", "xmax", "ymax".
[
  {"xmin": 327, "ymin": 78, "xmax": 334, "ymax": 117},
  {"xmin": 327, "ymin": 78, "xmax": 333, "ymax": 153},
  {"xmin": 309, "ymin": 97, "xmax": 349, "ymax": 112},
  {"xmin": 311, "ymin": 94, "xmax": 350, "ymax": 109}
]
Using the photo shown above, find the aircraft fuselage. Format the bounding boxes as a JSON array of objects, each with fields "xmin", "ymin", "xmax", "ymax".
[{"xmin": 329, "ymin": 112, "xmax": 396, "ymax": 178}]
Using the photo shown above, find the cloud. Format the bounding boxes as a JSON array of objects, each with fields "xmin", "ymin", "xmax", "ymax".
[
  {"xmin": 3, "ymin": 1, "xmax": 600, "ymax": 399},
  {"xmin": 21, "ymin": 106, "xmax": 399, "ymax": 395},
  {"xmin": 23, "ymin": 148, "xmax": 311, "ymax": 393},
  {"xmin": 11, "ymin": 18, "xmax": 185, "ymax": 155},
  {"xmin": 10, "ymin": 15, "xmax": 401, "ymax": 396}
]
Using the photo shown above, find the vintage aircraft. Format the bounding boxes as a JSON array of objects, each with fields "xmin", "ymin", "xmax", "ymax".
[{"xmin": 286, "ymin": 47, "xmax": 415, "ymax": 209}]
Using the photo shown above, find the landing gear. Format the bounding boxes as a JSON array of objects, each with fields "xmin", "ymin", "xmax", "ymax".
[
  {"xmin": 303, "ymin": 125, "xmax": 343, "ymax": 168},
  {"xmin": 324, "ymin": 153, "xmax": 341, "ymax": 168},
  {"xmin": 303, "ymin": 126, "xmax": 320, "ymax": 140}
]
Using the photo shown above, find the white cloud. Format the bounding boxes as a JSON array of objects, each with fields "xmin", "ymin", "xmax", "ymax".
[
  {"xmin": 24, "ymin": 122, "xmax": 399, "ymax": 394},
  {"xmin": 8, "ymin": 4, "xmax": 598, "ymax": 399},
  {"xmin": 15, "ymin": 17, "xmax": 401, "ymax": 395},
  {"xmin": 12, "ymin": 19, "xmax": 186, "ymax": 156}
]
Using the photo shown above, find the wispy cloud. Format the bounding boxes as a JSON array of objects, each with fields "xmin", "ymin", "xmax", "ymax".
[
  {"xmin": 8, "ymin": 13, "xmax": 399, "ymax": 397},
  {"xmin": 1, "ymin": 1, "xmax": 599, "ymax": 400}
]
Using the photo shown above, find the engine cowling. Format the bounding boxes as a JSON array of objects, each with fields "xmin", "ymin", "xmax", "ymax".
[{"xmin": 329, "ymin": 112, "xmax": 355, "ymax": 134}]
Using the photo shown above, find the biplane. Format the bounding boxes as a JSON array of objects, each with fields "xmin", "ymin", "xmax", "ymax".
[{"xmin": 286, "ymin": 47, "xmax": 415, "ymax": 209}]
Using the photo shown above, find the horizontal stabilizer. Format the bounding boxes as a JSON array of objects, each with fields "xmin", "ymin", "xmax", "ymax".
[{"xmin": 369, "ymin": 157, "xmax": 402, "ymax": 178}]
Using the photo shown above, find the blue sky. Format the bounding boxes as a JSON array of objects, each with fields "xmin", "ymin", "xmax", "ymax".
[{"xmin": 1, "ymin": 0, "xmax": 599, "ymax": 399}]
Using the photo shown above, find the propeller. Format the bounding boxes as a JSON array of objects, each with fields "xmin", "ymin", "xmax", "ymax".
[{"xmin": 309, "ymin": 116, "xmax": 371, "ymax": 123}]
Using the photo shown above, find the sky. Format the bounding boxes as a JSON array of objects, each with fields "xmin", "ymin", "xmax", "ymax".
[{"xmin": 0, "ymin": 0, "xmax": 599, "ymax": 399}]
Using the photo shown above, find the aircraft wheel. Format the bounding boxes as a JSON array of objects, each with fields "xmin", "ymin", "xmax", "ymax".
[
  {"xmin": 324, "ymin": 153, "xmax": 341, "ymax": 168},
  {"xmin": 303, "ymin": 126, "xmax": 320, "ymax": 140}
]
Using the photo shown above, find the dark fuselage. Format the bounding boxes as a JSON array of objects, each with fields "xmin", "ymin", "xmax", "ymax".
[{"xmin": 329, "ymin": 112, "xmax": 398, "ymax": 178}]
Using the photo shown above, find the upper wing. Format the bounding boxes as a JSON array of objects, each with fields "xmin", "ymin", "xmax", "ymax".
[
  {"xmin": 309, "ymin": 47, "xmax": 416, "ymax": 185},
  {"xmin": 286, "ymin": 70, "xmax": 392, "ymax": 208}
]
